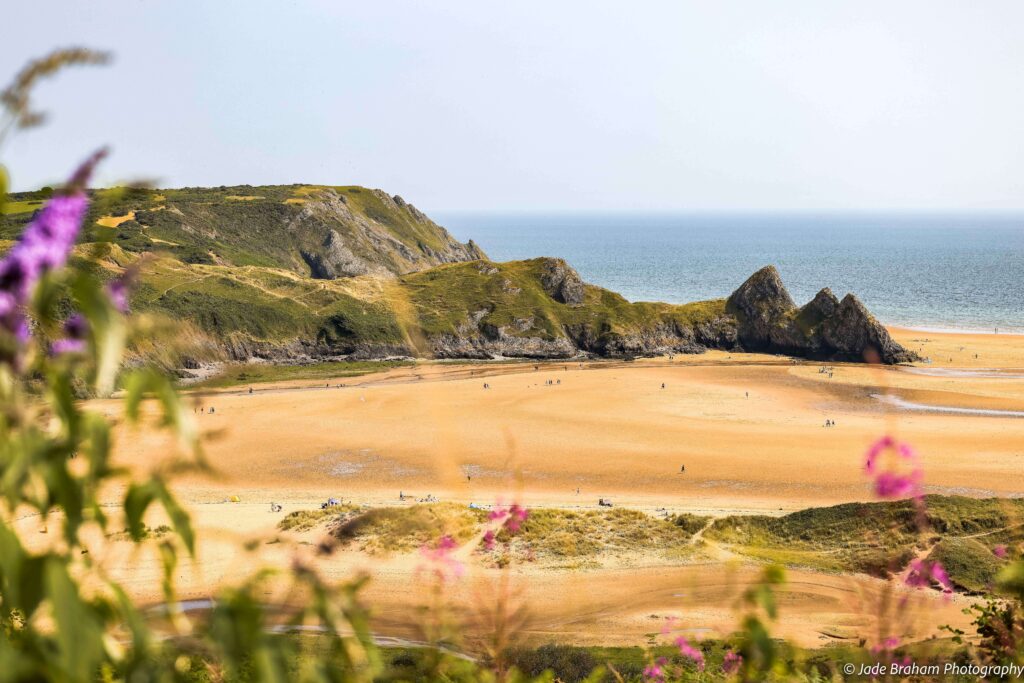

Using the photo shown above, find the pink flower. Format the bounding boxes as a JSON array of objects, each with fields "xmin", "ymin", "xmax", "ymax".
[
  {"xmin": 873, "ymin": 471, "xmax": 921, "ymax": 499},
  {"xmin": 504, "ymin": 503, "xmax": 529, "ymax": 533},
  {"xmin": 674, "ymin": 637, "xmax": 705, "ymax": 671},
  {"xmin": 871, "ymin": 636, "xmax": 901, "ymax": 654},
  {"xmin": 488, "ymin": 507, "xmax": 508, "ymax": 521},
  {"xmin": 481, "ymin": 529, "xmax": 496, "ymax": 550},
  {"xmin": 906, "ymin": 559, "xmax": 953, "ymax": 592},
  {"xmin": 994, "ymin": 545, "xmax": 1008, "ymax": 558},
  {"xmin": 864, "ymin": 435, "xmax": 923, "ymax": 500},
  {"xmin": 722, "ymin": 650, "xmax": 742, "ymax": 675},
  {"xmin": 643, "ymin": 657, "xmax": 668, "ymax": 682},
  {"xmin": 417, "ymin": 535, "xmax": 464, "ymax": 582},
  {"xmin": 931, "ymin": 562, "xmax": 953, "ymax": 592}
]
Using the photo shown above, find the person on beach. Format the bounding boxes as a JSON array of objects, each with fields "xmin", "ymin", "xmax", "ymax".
[{"xmin": 680, "ymin": 464, "xmax": 685, "ymax": 473}]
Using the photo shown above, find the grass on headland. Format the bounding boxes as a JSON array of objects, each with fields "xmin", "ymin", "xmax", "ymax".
[{"xmin": 1, "ymin": 199, "xmax": 45, "ymax": 215}]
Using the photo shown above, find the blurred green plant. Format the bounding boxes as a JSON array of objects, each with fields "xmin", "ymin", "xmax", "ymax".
[{"xmin": 0, "ymin": 49, "xmax": 379, "ymax": 683}]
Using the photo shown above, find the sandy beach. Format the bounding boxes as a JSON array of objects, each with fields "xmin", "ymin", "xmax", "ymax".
[{"xmin": 64, "ymin": 327, "xmax": 1022, "ymax": 647}]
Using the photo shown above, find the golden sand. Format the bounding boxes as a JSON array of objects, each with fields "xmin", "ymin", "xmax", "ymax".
[{"xmin": 79, "ymin": 327, "xmax": 1022, "ymax": 646}]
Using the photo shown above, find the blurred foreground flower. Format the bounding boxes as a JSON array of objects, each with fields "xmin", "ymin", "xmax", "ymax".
[
  {"xmin": 643, "ymin": 656, "xmax": 668, "ymax": 682},
  {"xmin": 675, "ymin": 636, "xmax": 705, "ymax": 671},
  {"xmin": 722, "ymin": 650, "xmax": 743, "ymax": 674},
  {"xmin": 50, "ymin": 312, "xmax": 88, "ymax": 355},
  {"xmin": 418, "ymin": 534, "xmax": 465, "ymax": 582},
  {"xmin": 871, "ymin": 636, "xmax": 901, "ymax": 655},
  {"xmin": 906, "ymin": 558, "xmax": 953, "ymax": 593},
  {"xmin": 0, "ymin": 149, "xmax": 105, "ymax": 356},
  {"xmin": 864, "ymin": 435, "xmax": 923, "ymax": 500}
]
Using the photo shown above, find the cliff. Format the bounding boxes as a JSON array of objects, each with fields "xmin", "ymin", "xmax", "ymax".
[
  {"xmin": 725, "ymin": 266, "xmax": 917, "ymax": 364},
  {"xmin": 3, "ymin": 184, "xmax": 485, "ymax": 278},
  {"xmin": 2, "ymin": 186, "xmax": 917, "ymax": 366}
]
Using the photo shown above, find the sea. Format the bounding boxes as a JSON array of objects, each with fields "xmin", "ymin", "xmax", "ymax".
[{"xmin": 438, "ymin": 212, "xmax": 1024, "ymax": 334}]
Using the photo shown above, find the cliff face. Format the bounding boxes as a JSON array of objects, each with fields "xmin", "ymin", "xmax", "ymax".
[
  {"xmin": 2, "ymin": 184, "xmax": 486, "ymax": 279},
  {"xmin": 4, "ymin": 185, "xmax": 915, "ymax": 366},
  {"xmin": 726, "ymin": 266, "xmax": 917, "ymax": 364},
  {"xmin": 290, "ymin": 188, "xmax": 485, "ymax": 278}
]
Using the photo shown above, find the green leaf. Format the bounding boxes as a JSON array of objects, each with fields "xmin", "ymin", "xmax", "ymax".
[
  {"xmin": 123, "ymin": 481, "xmax": 157, "ymax": 542},
  {"xmin": 155, "ymin": 478, "xmax": 195, "ymax": 555},
  {"xmin": 45, "ymin": 556, "xmax": 105, "ymax": 681}
]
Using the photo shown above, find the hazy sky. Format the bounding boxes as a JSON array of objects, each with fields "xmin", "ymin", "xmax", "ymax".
[{"xmin": 3, "ymin": 1, "xmax": 1024, "ymax": 211}]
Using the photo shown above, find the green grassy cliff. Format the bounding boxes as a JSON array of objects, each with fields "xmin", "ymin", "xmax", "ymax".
[{"xmin": 2, "ymin": 184, "xmax": 916, "ymax": 367}]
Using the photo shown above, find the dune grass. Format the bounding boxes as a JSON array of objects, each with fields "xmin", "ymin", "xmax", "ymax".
[
  {"xmin": 278, "ymin": 505, "xmax": 360, "ymax": 532},
  {"xmin": 193, "ymin": 359, "xmax": 413, "ymax": 389},
  {"xmin": 507, "ymin": 508, "xmax": 699, "ymax": 559},
  {"xmin": 928, "ymin": 537, "xmax": 1005, "ymax": 593},
  {"xmin": 706, "ymin": 495, "xmax": 1022, "ymax": 579},
  {"xmin": 333, "ymin": 503, "xmax": 485, "ymax": 554}
]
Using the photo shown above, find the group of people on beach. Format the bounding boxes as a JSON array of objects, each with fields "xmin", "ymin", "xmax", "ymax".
[
  {"xmin": 823, "ymin": 419, "xmax": 837, "ymax": 428},
  {"xmin": 818, "ymin": 366, "xmax": 834, "ymax": 378},
  {"xmin": 399, "ymin": 491, "xmax": 438, "ymax": 503}
]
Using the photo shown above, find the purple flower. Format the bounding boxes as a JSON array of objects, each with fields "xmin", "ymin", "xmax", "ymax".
[
  {"xmin": 50, "ymin": 313, "xmax": 89, "ymax": 355},
  {"xmin": 50, "ymin": 338, "xmax": 86, "ymax": 355},
  {"xmin": 994, "ymin": 545, "xmax": 1008, "ymax": 558},
  {"xmin": 106, "ymin": 270, "xmax": 136, "ymax": 313},
  {"xmin": 0, "ymin": 150, "xmax": 105, "ymax": 348},
  {"xmin": 722, "ymin": 650, "xmax": 743, "ymax": 675}
]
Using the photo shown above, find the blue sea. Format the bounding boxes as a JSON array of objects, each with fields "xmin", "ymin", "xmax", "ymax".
[{"xmin": 438, "ymin": 212, "xmax": 1024, "ymax": 334}]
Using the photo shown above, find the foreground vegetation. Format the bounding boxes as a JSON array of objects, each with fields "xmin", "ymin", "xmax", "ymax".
[{"xmin": 154, "ymin": 636, "xmax": 996, "ymax": 683}]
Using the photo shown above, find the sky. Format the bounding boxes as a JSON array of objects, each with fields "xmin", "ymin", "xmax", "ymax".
[{"xmin": 3, "ymin": 1, "xmax": 1024, "ymax": 212}]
